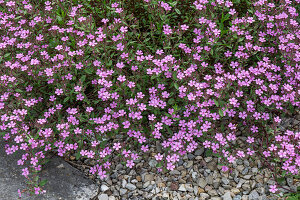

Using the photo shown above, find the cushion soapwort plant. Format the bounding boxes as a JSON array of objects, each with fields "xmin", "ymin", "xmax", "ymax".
[{"xmin": 0, "ymin": 0, "xmax": 299, "ymax": 198}]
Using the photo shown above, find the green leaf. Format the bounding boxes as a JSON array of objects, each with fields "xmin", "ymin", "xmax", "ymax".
[
  {"xmin": 175, "ymin": 8, "xmax": 181, "ymax": 15},
  {"xmin": 168, "ymin": 98, "xmax": 175, "ymax": 105},
  {"xmin": 205, "ymin": 149, "xmax": 213, "ymax": 157},
  {"xmin": 80, "ymin": 75, "xmax": 86, "ymax": 82},
  {"xmin": 214, "ymin": 99, "xmax": 219, "ymax": 107},
  {"xmin": 169, "ymin": 1, "xmax": 177, "ymax": 6},
  {"xmin": 85, "ymin": 67, "xmax": 94, "ymax": 74},
  {"xmin": 39, "ymin": 179, "xmax": 48, "ymax": 187},
  {"xmin": 276, "ymin": 177, "xmax": 285, "ymax": 185},
  {"xmin": 64, "ymin": 97, "xmax": 70, "ymax": 103},
  {"xmin": 75, "ymin": 151, "xmax": 81, "ymax": 160},
  {"xmin": 4, "ymin": 53, "xmax": 11, "ymax": 58},
  {"xmin": 219, "ymin": 109, "xmax": 224, "ymax": 117},
  {"xmin": 174, "ymin": 83, "xmax": 179, "ymax": 90}
]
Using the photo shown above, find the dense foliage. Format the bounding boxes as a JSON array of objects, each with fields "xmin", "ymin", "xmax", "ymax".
[{"xmin": 0, "ymin": 0, "xmax": 299, "ymax": 197}]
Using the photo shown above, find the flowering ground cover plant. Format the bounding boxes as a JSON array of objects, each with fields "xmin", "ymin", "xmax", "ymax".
[{"xmin": 0, "ymin": 0, "xmax": 299, "ymax": 198}]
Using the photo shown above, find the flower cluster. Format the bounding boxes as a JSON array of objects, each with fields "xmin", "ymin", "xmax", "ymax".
[{"xmin": 0, "ymin": 0, "xmax": 299, "ymax": 197}]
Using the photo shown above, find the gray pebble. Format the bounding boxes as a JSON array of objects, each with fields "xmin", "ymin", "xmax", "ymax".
[
  {"xmin": 195, "ymin": 148, "xmax": 204, "ymax": 156},
  {"xmin": 126, "ymin": 183, "xmax": 136, "ymax": 191},
  {"xmin": 222, "ymin": 191, "xmax": 232, "ymax": 200},
  {"xmin": 120, "ymin": 188, "xmax": 127, "ymax": 195},
  {"xmin": 98, "ymin": 194, "xmax": 109, "ymax": 200},
  {"xmin": 149, "ymin": 160, "xmax": 157, "ymax": 167},
  {"xmin": 101, "ymin": 184, "xmax": 109, "ymax": 192},
  {"xmin": 249, "ymin": 190, "xmax": 260, "ymax": 200}
]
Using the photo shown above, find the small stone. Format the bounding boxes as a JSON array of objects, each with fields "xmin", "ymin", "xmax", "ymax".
[
  {"xmin": 196, "ymin": 156, "xmax": 203, "ymax": 160},
  {"xmin": 120, "ymin": 188, "xmax": 127, "ymax": 195},
  {"xmin": 178, "ymin": 159, "xmax": 184, "ymax": 166},
  {"xmin": 101, "ymin": 185, "xmax": 109, "ymax": 192},
  {"xmin": 208, "ymin": 161, "xmax": 217, "ymax": 171},
  {"xmin": 206, "ymin": 175, "xmax": 213, "ymax": 185},
  {"xmin": 255, "ymin": 175, "xmax": 263, "ymax": 184},
  {"xmin": 236, "ymin": 159, "xmax": 243, "ymax": 165},
  {"xmin": 204, "ymin": 157, "xmax": 213, "ymax": 163},
  {"xmin": 233, "ymin": 195, "xmax": 242, "ymax": 200},
  {"xmin": 222, "ymin": 191, "xmax": 232, "ymax": 200},
  {"xmin": 286, "ymin": 178, "xmax": 293, "ymax": 187},
  {"xmin": 249, "ymin": 190, "xmax": 259, "ymax": 200},
  {"xmin": 187, "ymin": 153, "xmax": 195, "ymax": 160},
  {"xmin": 170, "ymin": 182, "xmax": 179, "ymax": 190},
  {"xmin": 244, "ymin": 175, "xmax": 252, "ymax": 180},
  {"xmin": 234, "ymin": 177, "xmax": 240, "ymax": 184},
  {"xmin": 218, "ymin": 186, "xmax": 225, "ymax": 195},
  {"xmin": 213, "ymin": 178, "xmax": 220, "ymax": 189},
  {"xmin": 231, "ymin": 188, "xmax": 240, "ymax": 194},
  {"xmin": 98, "ymin": 194, "xmax": 109, "ymax": 200},
  {"xmin": 145, "ymin": 184, "xmax": 153, "ymax": 192},
  {"xmin": 170, "ymin": 170, "xmax": 181, "ymax": 175},
  {"xmin": 126, "ymin": 183, "xmax": 136, "ymax": 191},
  {"xmin": 157, "ymin": 182, "xmax": 165, "ymax": 188},
  {"xmin": 260, "ymin": 195, "xmax": 268, "ymax": 200},
  {"xmin": 178, "ymin": 178, "xmax": 186, "ymax": 184},
  {"xmin": 198, "ymin": 187, "xmax": 205, "ymax": 194},
  {"xmin": 192, "ymin": 172, "xmax": 198, "ymax": 180},
  {"xmin": 236, "ymin": 165, "xmax": 244, "ymax": 173},
  {"xmin": 256, "ymin": 187, "xmax": 265, "ymax": 194},
  {"xmin": 242, "ymin": 168, "xmax": 249, "ymax": 175},
  {"xmin": 122, "ymin": 179, "xmax": 127, "ymax": 188},
  {"xmin": 179, "ymin": 184, "xmax": 186, "ymax": 192},
  {"xmin": 156, "ymin": 141, "xmax": 163, "ymax": 153},
  {"xmin": 144, "ymin": 174, "xmax": 154, "ymax": 182},
  {"xmin": 143, "ymin": 181, "xmax": 150, "ymax": 188},
  {"xmin": 154, "ymin": 187, "xmax": 160, "ymax": 194},
  {"xmin": 222, "ymin": 177, "xmax": 230, "ymax": 185},
  {"xmin": 241, "ymin": 195, "xmax": 249, "ymax": 200},
  {"xmin": 57, "ymin": 164, "xmax": 64, "ymax": 169},
  {"xmin": 200, "ymin": 193, "xmax": 210, "ymax": 200},
  {"xmin": 237, "ymin": 179, "xmax": 246, "ymax": 188},
  {"xmin": 136, "ymin": 182, "xmax": 142, "ymax": 189},
  {"xmin": 242, "ymin": 183, "xmax": 251, "ymax": 191},
  {"xmin": 131, "ymin": 179, "xmax": 138, "ymax": 183},
  {"xmin": 252, "ymin": 168, "xmax": 258, "ymax": 174},
  {"xmin": 208, "ymin": 189, "xmax": 218, "ymax": 196},
  {"xmin": 162, "ymin": 192, "xmax": 169, "ymax": 198},
  {"xmin": 211, "ymin": 197, "xmax": 221, "ymax": 200},
  {"xmin": 116, "ymin": 164, "xmax": 123, "ymax": 170},
  {"xmin": 136, "ymin": 176, "xmax": 142, "ymax": 182},
  {"xmin": 108, "ymin": 196, "xmax": 116, "ymax": 200},
  {"xmin": 149, "ymin": 160, "xmax": 157, "ymax": 167},
  {"xmin": 70, "ymin": 156, "xmax": 75, "ymax": 161},
  {"xmin": 185, "ymin": 184, "xmax": 193, "ymax": 192},
  {"xmin": 185, "ymin": 161, "xmax": 193, "ymax": 168},
  {"xmin": 193, "ymin": 186, "xmax": 198, "ymax": 195},
  {"xmin": 195, "ymin": 148, "xmax": 205, "ymax": 156},
  {"xmin": 243, "ymin": 160, "xmax": 250, "ymax": 167}
]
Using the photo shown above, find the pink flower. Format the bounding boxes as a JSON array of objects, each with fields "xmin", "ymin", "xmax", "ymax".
[
  {"xmin": 126, "ymin": 159, "xmax": 134, "ymax": 168},
  {"xmin": 141, "ymin": 145, "xmax": 149, "ymax": 152},
  {"xmin": 221, "ymin": 166, "xmax": 229, "ymax": 172},
  {"xmin": 98, "ymin": 170, "xmax": 107, "ymax": 179},
  {"xmin": 269, "ymin": 185, "xmax": 278, "ymax": 193},
  {"xmin": 113, "ymin": 143, "xmax": 121, "ymax": 151},
  {"xmin": 155, "ymin": 153, "xmax": 163, "ymax": 161},
  {"xmin": 167, "ymin": 162, "xmax": 175, "ymax": 170},
  {"xmin": 227, "ymin": 155, "xmax": 236, "ymax": 163}
]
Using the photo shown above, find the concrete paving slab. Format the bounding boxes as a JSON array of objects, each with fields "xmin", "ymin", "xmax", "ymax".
[{"xmin": 0, "ymin": 140, "xmax": 98, "ymax": 200}]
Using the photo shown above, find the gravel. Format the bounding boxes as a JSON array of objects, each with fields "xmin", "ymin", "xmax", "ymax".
[{"xmin": 4, "ymin": 116, "xmax": 295, "ymax": 200}]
